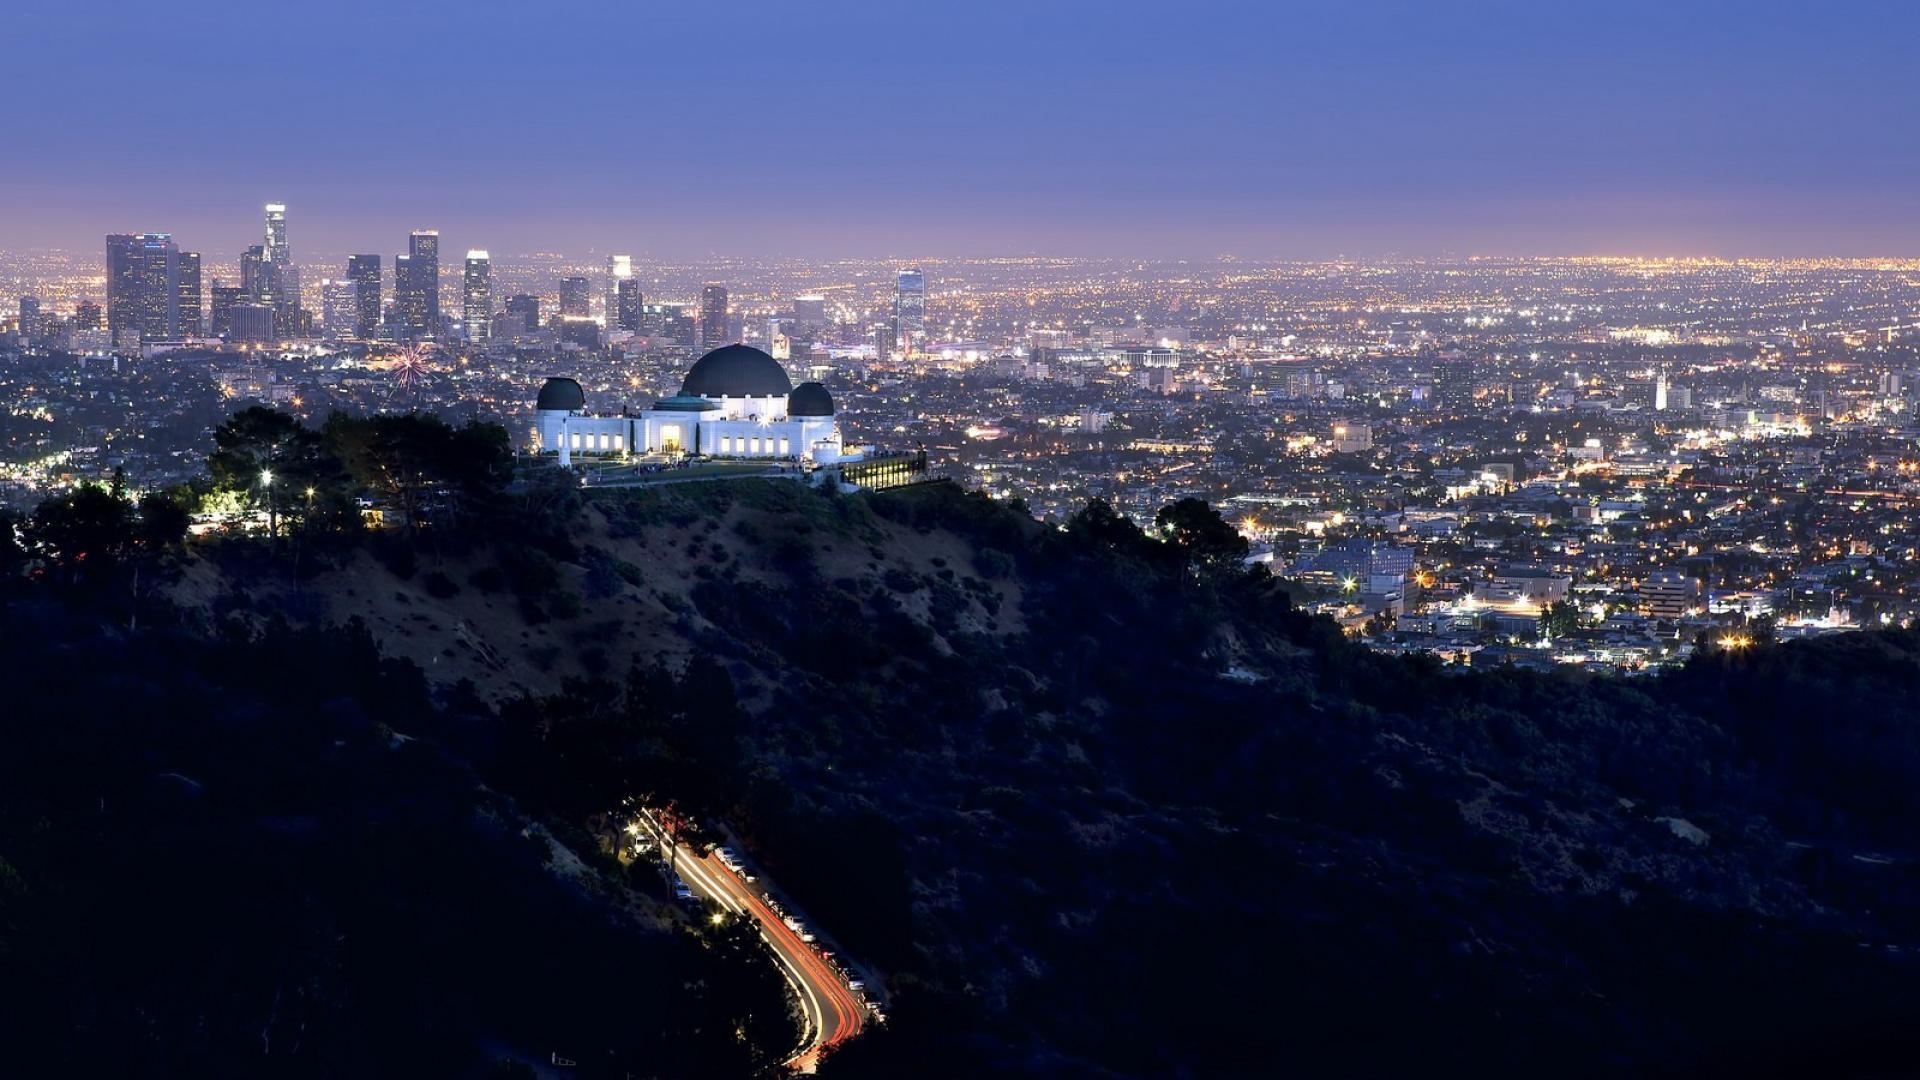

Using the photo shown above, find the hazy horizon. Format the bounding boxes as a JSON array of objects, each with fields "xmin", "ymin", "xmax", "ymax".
[{"xmin": 11, "ymin": 2, "xmax": 1920, "ymax": 261}]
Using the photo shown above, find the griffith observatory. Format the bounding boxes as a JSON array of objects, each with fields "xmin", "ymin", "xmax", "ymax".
[{"xmin": 534, "ymin": 344, "xmax": 851, "ymax": 464}]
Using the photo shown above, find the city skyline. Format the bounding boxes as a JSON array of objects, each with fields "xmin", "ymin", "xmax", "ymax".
[{"xmin": 10, "ymin": 2, "xmax": 1920, "ymax": 259}]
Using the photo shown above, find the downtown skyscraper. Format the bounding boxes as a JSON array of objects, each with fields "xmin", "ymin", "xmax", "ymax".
[
  {"xmin": 394, "ymin": 230, "xmax": 440, "ymax": 339},
  {"xmin": 259, "ymin": 202, "xmax": 298, "ymax": 335},
  {"xmin": 559, "ymin": 276, "xmax": 592, "ymax": 319},
  {"xmin": 106, "ymin": 233, "xmax": 197, "ymax": 346},
  {"xmin": 894, "ymin": 268, "xmax": 925, "ymax": 354},
  {"xmin": 346, "ymin": 254, "xmax": 381, "ymax": 338},
  {"xmin": 604, "ymin": 255, "xmax": 631, "ymax": 330},
  {"xmin": 463, "ymin": 251, "xmax": 492, "ymax": 342},
  {"xmin": 321, "ymin": 278, "xmax": 359, "ymax": 339},
  {"xmin": 615, "ymin": 276, "xmax": 643, "ymax": 333},
  {"xmin": 176, "ymin": 251, "xmax": 203, "ymax": 337},
  {"xmin": 263, "ymin": 202, "xmax": 289, "ymax": 265},
  {"xmin": 700, "ymin": 284, "xmax": 730, "ymax": 350}
]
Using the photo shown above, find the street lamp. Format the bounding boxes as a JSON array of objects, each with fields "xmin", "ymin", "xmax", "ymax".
[{"xmin": 259, "ymin": 468, "xmax": 277, "ymax": 536}]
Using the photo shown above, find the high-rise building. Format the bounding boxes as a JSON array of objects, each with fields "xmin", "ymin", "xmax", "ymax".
[
  {"xmin": 559, "ymin": 316, "xmax": 600, "ymax": 349},
  {"xmin": 560, "ymin": 276, "xmax": 592, "ymax": 318},
  {"xmin": 394, "ymin": 230, "xmax": 440, "ymax": 338},
  {"xmin": 275, "ymin": 264, "xmax": 301, "ymax": 335},
  {"xmin": 604, "ymin": 255, "xmax": 632, "ymax": 328},
  {"xmin": 1640, "ymin": 571, "xmax": 1700, "ymax": 621},
  {"xmin": 463, "ymin": 250, "xmax": 492, "ymax": 341},
  {"xmin": 793, "ymin": 295, "xmax": 827, "ymax": 329},
  {"xmin": 1435, "ymin": 357, "xmax": 1476, "ymax": 412},
  {"xmin": 211, "ymin": 283, "xmax": 245, "ymax": 338},
  {"xmin": 73, "ymin": 300, "xmax": 102, "ymax": 331},
  {"xmin": 229, "ymin": 301, "xmax": 276, "ymax": 344},
  {"xmin": 106, "ymin": 233, "xmax": 185, "ymax": 345},
  {"xmin": 241, "ymin": 244, "xmax": 268, "ymax": 298},
  {"xmin": 18, "ymin": 296, "xmax": 40, "ymax": 331},
  {"xmin": 176, "ymin": 251, "xmax": 203, "ymax": 337},
  {"xmin": 244, "ymin": 203, "xmax": 298, "ymax": 335},
  {"xmin": 506, "ymin": 293, "xmax": 540, "ymax": 332},
  {"xmin": 395, "ymin": 254, "xmax": 425, "ymax": 336},
  {"xmin": 322, "ymin": 279, "xmax": 360, "ymax": 339},
  {"xmin": 264, "ymin": 203, "xmax": 289, "ymax": 265},
  {"xmin": 894, "ymin": 268, "xmax": 925, "ymax": 352},
  {"xmin": 700, "ymin": 284, "xmax": 730, "ymax": 350},
  {"xmin": 615, "ymin": 277, "xmax": 643, "ymax": 332},
  {"xmin": 665, "ymin": 306, "xmax": 696, "ymax": 348},
  {"xmin": 347, "ymin": 254, "xmax": 381, "ymax": 338}
]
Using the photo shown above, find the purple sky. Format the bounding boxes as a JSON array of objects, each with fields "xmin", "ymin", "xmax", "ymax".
[{"xmin": 10, "ymin": 0, "xmax": 1920, "ymax": 258}]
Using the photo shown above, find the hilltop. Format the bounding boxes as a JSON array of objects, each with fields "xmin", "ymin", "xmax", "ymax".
[{"xmin": 167, "ymin": 476, "xmax": 1025, "ymax": 707}]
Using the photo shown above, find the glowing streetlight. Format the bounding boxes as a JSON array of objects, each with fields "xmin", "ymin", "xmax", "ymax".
[{"xmin": 259, "ymin": 468, "xmax": 277, "ymax": 536}]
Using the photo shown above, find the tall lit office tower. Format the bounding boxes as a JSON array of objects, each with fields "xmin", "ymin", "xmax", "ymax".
[
  {"xmin": 241, "ymin": 245, "xmax": 268, "ymax": 298},
  {"xmin": 277, "ymin": 264, "xmax": 302, "ymax": 334},
  {"xmin": 347, "ymin": 255, "xmax": 381, "ymax": 338},
  {"xmin": 604, "ymin": 255, "xmax": 632, "ymax": 327},
  {"xmin": 18, "ymin": 296, "xmax": 39, "ymax": 336},
  {"xmin": 1654, "ymin": 369, "xmax": 1669, "ymax": 411},
  {"xmin": 615, "ymin": 277, "xmax": 643, "ymax": 332},
  {"xmin": 322, "ymin": 279, "xmax": 360, "ymax": 339},
  {"xmin": 176, "ymin": 251, "xmax": 203, "ymax": 337},
  {"xmin": 106, "ymin": 233, "xmax": 183, "ymax": 345},
  {"xmin": 264, "ymin": 203, "xmax": 290, "ymax": 265},
  {"xmin": 893, "ymin": 268, "xmax": 925, "ymax": 353},
  {"xmin": 394, "ymin": 230, "xmax": 441, "ymax": 338},
  {"xmin": 463, "ymin": 251, "xmax": 492, "ymax": 341},
  {"xmin": 700, "ymin": 284, "xmax": 730, "ymax": 349},
  {"xmin": 260, "ymin": 203, "xmax": 298, "ymax": 332},
  {"xmin": 560, "ymin": 276, "xmax": 592, "ymax": 318}
]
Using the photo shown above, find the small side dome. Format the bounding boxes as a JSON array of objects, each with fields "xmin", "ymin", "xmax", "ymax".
[
  {"xmin": 681, "ymin": 344, "xmax": 793, "ymax": 399},
  {"xmin": 788, "ymin": 381, "xmax": 834, "ymax": 417},
  {"xmin": 536, "ymin": 376, "xmax": 586, "ymax": 411}
]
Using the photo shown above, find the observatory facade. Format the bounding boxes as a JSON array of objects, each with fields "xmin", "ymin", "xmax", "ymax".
[{"xmin": 534, "ymin": 344, "xmax": 845, "ymax": 462}]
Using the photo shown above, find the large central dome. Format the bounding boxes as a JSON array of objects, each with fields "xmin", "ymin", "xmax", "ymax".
[
  {"xmin": 680, "ymin": 344, "xmax": 793, "ymax": 399},
  {"xmin": 536, "ymin": 376, "xmax": 586, "ymax": 411}
]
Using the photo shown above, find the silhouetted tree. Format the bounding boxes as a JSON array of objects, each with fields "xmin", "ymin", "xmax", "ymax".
[
  {"xmin": 208, "ymin": 406, "xmax": 329, "ymax": 534},
  {"xmin": 26, "ymin": 483, "xmax": 134, "ymax": 572},
  {"xmin": 1155, "ymin": 496, "xmax": 1249, "ymax": 577},
  {"xmin": 135, "ymin": 490, "xmax": 191, "ymax": 550}
]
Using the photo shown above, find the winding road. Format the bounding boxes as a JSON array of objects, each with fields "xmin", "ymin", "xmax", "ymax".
[{"xmin": 633, "ymin": 810, "xmax": 868, "ymax": 1072}]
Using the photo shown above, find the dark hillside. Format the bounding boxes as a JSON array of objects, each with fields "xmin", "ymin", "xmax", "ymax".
[{"xmin": 8, "ymin": 468, "xmax": 1920, "ymax": 1077}]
